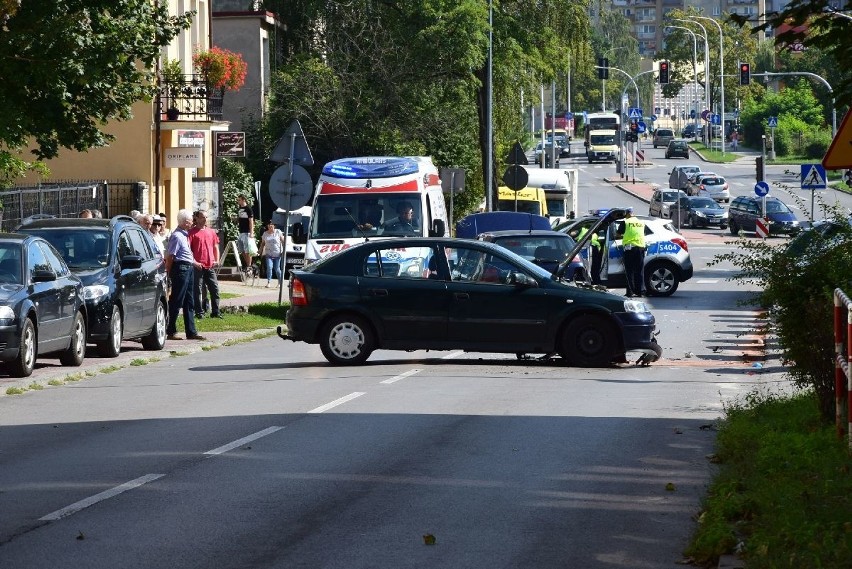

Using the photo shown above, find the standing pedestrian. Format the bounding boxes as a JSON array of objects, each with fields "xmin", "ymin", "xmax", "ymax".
[
  {"xmin": 149, "ymin": 215, "xmax": 165, "ymax": 256},
  {"xmin": 619, "ymin": 208, "xmax": 646, "ymax": 297},
  {"xmin": 188, "ymin": 210, "xmax": 222, "ymax": 319},
  {"xmin": 730, "ymin": 129, "xmax": 739, "ymax": 150},
  {"xmin": 236, "ymin": 195, "xmax": 257, "ymax": 272},
  {"xmin": 165, "ymin": 209, "xmax": 205, "ymax": 341},
  {"xmin": 259, "ymin": 219, "xmax": 286, "ymax": 287}
]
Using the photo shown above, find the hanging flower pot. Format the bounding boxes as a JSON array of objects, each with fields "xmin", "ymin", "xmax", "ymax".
[{"xmin": 192, "ymin": 46, "xmax": 247, "ymax": 92}]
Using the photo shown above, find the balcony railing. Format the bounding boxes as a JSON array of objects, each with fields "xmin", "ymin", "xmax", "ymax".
[{"xmin": 158, "ymin": 73, "xmax": 223, "ymax": 122}]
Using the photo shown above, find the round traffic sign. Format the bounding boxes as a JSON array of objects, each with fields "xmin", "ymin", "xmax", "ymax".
[
  {"xmin": 650, "ymin": 114, "xmax": 658, "ymax": 121},
  {"xmin": 754, "ymin": 181, "xmax": 770, "ymax": 197},
  {"xmin": 637, "ymin": 121, "xmax": 647, "ymax": 134},
  {"xmin": 701, "ymin": 110, "xmax": 711, "ymax": 121},
  {"xmin": 502, "ymin": 164, "xmax": 529, "ymax": 191},
  {"xmin": 269, "ymin": 163, "xmax": 313, "ymax": 210}
]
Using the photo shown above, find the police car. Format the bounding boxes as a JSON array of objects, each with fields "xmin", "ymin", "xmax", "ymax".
[{"xmin": 556, "ymin": 211, "xmax": 693, "ymax": 296}]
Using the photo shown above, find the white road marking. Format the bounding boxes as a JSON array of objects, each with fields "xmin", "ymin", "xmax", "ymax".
[
  {"xmin": 380, "ymin": 369, "xmax": 422, "ymax": 384},
  {"xmin": 39, "ymin": 474, "xmax": 165, "ymax": 521},
  {"xmin": 204, "ymin": 426, "xmax": 284, "ymax": 456},
  {"xmin": 308, "ymin": 392, "xmax": 366, "ymax": 414},
  {"xmin": 695, "ymin": 279, "xmax": 720, "ymax": 284},
  {"xmin": 442, "ymin": 350, "xmax": 465, "ymax": 360}
]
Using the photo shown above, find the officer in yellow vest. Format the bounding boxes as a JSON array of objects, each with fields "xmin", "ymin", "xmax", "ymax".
[
  {"xmin": 577, "ymin": 226, "xmax": 603, "ymax": 284},
  {"xmin": 619, "ymin": 207, "xmax": 646, "ymax": 297}
]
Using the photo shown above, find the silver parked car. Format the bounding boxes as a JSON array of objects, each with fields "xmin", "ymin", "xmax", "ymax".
[
  {"xmin": 649, "ymin": 189, "xmax": 687, "ymax": 219},
  {"xmin": 690, "ymin": 174, "xmax": 730, "ymax": 203}
]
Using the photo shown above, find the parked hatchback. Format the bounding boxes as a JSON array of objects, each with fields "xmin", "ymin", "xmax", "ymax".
[
  {"xmin": 0, "ymin": 234, "xmax": 87, "ymax": 377},
  {"xmin": 665, "ymin": 139, "xmax": 690, "ymax": 159},
  {"xmin": 653, "ymin": 128, "xmax": 674, "ymax": 148},
  {"xmin": 649, "ymin": 189, "xmax": 687, "ymax": 219},
  {"xmin": 728, "ymin": 196, "xmax": 800, "ymax": 236},
  {"xmin": 691, "ymin": 175, "xmax": 730, "ymax": 203},
  {"xmin": 17, "ymin": 216, "xmax": 168, "ymax": 356},
  {"xmin": 672, "ymin": 196, "xmax": 728, "ymax": 229}
]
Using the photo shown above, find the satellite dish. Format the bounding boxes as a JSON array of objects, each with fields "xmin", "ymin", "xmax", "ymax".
[{"xmin": 269, "ymin": 163, "xmax": 313, "ymax": 210}]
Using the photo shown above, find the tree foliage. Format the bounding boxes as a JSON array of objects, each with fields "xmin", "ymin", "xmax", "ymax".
[
  {"xmin": 739, "ymin": 79, "xmax": 825, "ymax": 151},
  {"xmin": 0, "ymin": 0, "xmax": 192, "ymax": 182}
]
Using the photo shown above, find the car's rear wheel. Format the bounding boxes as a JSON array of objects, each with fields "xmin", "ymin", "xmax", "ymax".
[
  {"xmin": 320, "ymin": 314, "xmax": 375, "ymax": 365},
  {"xmin": 645, "ymin": 261, "xmax": 680, "ymax": 296},
  {"xmin": 729, "ymin": 220, "xmax": 739, "ymax": 235},
  {"xmin": 60, "ymin": 311, "xmax": 86, "ymax": 366},
  {"xmin": 98, "ymin": 305, "xmax": 122, "ymax": 357},
  {"xmin": 560, "ymin": 314, "xmax": 618, "ymax": 367},
  {"xmin": 11, "ymin": 317, "xmax": 36, "ymax": 377},
  {"xmin": 141, "ymin": 300, "xmax": 167, "ymax": 350}
]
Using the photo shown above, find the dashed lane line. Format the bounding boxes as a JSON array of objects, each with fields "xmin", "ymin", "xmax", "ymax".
[
  {"xmin": 380, "ymin": 369, "xmax": 422, "ymax": 384},
  {"xmin": 307, "ymin": 392, "xmax": 366, "ymax": 414},
  {"xmin": 204, "ymin": 426, "xmax": 285, "ymax": 456},
  {"xmin": 39, "ymin": 474, "xmax": 165, "ymax": 521}
]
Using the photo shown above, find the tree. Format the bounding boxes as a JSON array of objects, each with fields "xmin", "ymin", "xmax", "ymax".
[{"xmin": 0, "ymin": 1, "xmax": 192, "ymax": 183}]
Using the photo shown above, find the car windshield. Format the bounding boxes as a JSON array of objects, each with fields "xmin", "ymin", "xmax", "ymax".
[
  {"xmin": 690, "ymin": 198, "xmax": 718, "ymax": 209},
  {"xmin": 590, "ymin": 134, "xmax": 615, "ymax": 145},
  {"xmin": 490, "ymin": 235, "xmax": 576, "ymax": 262},
  {"xmin": 766, "ymin": 201, "xmax": 793, "ymax": 214},
  {"xmin": 19, "ymin": 228, "xmax": 111, "ymax": 270},
  {"xmin": 662, "ymin": 191, "xmax": 681, "ymax": 201},
  {"xmin": 0, "ymin": 244, "xmax": 23, "ymax": 284},
  {"xmin": 310, "ymin": 194, "xmax": 422, "ymax": 238}
]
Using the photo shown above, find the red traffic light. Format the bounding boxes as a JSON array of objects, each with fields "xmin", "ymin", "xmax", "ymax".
[
  {"xmin": 739, "ymin": 62, "xmax": 750, "ymax": 85},
  {"xmin": 659, "ymin": 61, "xmax": 670, "ymax": 84}
]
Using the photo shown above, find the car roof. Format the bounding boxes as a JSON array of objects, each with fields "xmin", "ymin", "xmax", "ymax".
[
  {"xmin": 481, "ymin": 230, "xmax": 571, "ymax": 238},
  {"xmin": 0, "ymin": 232, "xmax": 40, "ymax": 244},
  {"xmin": 16, "ymin": 215, "xmax": 136, "ymax": 231}
]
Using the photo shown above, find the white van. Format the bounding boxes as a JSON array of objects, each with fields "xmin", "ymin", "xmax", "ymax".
[
  {"xmin": 521, "ymin": 167, "xmax": 579, "ymax": 227},
  {"xmin": 303, "ymin": 156, "xmax": 448, "ymax": 263},
  {"xmin": 271, "ymin": 205, "xmax": 312, "ymax": 274}
]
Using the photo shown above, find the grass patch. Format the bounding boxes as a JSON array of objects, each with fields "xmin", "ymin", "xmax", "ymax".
[
  {"xmin": 688, "ymin": 142, "xmax": 740, "ymax": 163},
  {"xmin": 27, "ymin": 381, "xmax": 43, "ymax": 390},
  {"xmin": 129, "ymin": 358, "xmax": 148, "ymax": 366},
  {"xmin": 221, "ymin": 329, "xmax": 277, "ymax": 346},
  {"xmin": 47, "ymin": 379, "xmax": 65, "ymax": 386},
  {"xmin": 176, "ymin": 302, "xmax": 287, "ymax": 333},
  {"xmin": 220, "ymin": 292, "xmax": 240, "ymax": 299},
  {"xmin": 170, "ymin": 350, "xmax": 190, "ymax": 357},
  {"xmin": 686, "ymin": 389, "xmax": 852, "ymax": 568},
  {"xmin": 64, "ymin": 372, "xmax": 86, "ymax": 382},
  {"xmin": 201, "ymin": 345, "xmax": 218, "ymax": 351},
  {"xmin": 5, "ymin": 386, "xmax": 25, "ymax": 395},
  {"xmin": 99, "ymin": 365, "xmax": 123, "ymax": 374}
]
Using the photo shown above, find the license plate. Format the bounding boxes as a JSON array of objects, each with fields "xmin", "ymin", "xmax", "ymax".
[{"xmin": 287, "ymin": 257, "xmax": 305, "ymax": 265}]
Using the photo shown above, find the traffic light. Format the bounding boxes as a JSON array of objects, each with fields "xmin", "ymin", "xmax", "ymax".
[
  {"xmin": 659, "ymin": 61, "xmax": 669, "ymax": 84},
  {"xmin": 597, "ymin": 58, "xmax": 609, "ymax": 80},
  {"xmin": 739, "ymin": 62, "xmax": 750, "ymax": 85}
]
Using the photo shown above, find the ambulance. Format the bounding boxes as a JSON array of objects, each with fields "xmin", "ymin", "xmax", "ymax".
[{"xmin": 302, "ymin": 156, "xmax": 449, "ymax": 264}]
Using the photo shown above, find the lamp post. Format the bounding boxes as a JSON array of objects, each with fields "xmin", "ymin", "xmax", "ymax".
[
  {"xmin": 666, "ymin": 26, "xmax": 700, "ymax": 138},
  {"xmin": 486, "ymin": 0, "xmax": 493, "ymax": 211},
  {"xmin": 674, "ymin": 18, "xmax": 710, "ymax": 144},
  {"xmin": 691, "ymin": 15, "xmax": 726, "ymax": 155}
]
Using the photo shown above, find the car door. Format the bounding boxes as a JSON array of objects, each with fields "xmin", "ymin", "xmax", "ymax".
[
  {"xmin": 38, "ymin": 241, "xmax": 79, "ymax": 343},
  {"xmin": 444, "ymin": 244, "xmax": 552, "ymax": 350},
  {"xmin": 26, "ymin": 241, "xmax": 64, "ymax": 354},
  {"xmin": 127, "ymin": 228, "xmax": 159, "ymax": 336},
  {"xmin": 358, "ymin": 244, "xmax": 449, "ymax": 345},
  {"xmin": 115, "ymin": 229, "xmax": 145, "ymax": 334}
]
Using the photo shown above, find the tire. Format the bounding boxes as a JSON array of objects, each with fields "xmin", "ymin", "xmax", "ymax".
[
  {"xmin": 729, "ymin": 220, "xmax": 739, "ymax": 236},
  {"xmin": 60, "ymin": 311, "xmax": 86, "ymax": 367},
  {"xmin": 319, "ymin": 314, "xmax": 375, "ymax": 365},
  {"xmin": 10, "ymin": 317, "xmax": 36, "ymax": 378},
  {"xmin": 98, "ymin": 305, "xmax": 122, "ymax": 358},
  {"xmin": 560, "ymin": 314, "xmax": 618, "ymax": 367},
  {"xmin": 685, "ymin": 215, "xmax": 693, "ymax": 228},
  {"xmin": 141, "ymin": 300, "xmax": 167, "ymax": 350},
  {"xmin": 720, "ymin": 224, "xmax": 728, "ymax": 230},
  {"xmin": 645, "ymin": 261, "xmax": 679, "ymax": 297}
]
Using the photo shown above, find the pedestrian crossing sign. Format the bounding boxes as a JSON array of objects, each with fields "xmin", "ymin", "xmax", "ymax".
[
  {"xmin": 628, "ymin": 108, "xmax": 643, "ymax": 119},
  {"xmin": 800, "ymin": 163, "xmax": 827, "ymax": 189}
]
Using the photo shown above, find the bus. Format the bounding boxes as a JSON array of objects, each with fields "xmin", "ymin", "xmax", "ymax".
[{"xmin": 584, "ymin": 112, "xmax": 621, "ymax": 155}]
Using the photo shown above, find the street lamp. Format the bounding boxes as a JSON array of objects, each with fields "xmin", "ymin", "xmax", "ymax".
[
  {"xmin": 690, "ymin": 15, "xmax": 726, "ymax": 155},
  {"xmin": 674, "ymin": 18, "xmax": 710, "ymax": 144},
  {"xmin": 665, "ymin": 26, "xmax": 700, "ymax": 137}
]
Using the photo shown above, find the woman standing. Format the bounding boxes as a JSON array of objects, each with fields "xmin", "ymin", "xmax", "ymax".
[{"xmin": 259, "ymin": 220, "xmax": 286, "ymax": 287}]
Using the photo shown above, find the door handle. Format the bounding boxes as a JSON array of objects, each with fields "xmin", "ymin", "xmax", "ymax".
[
  {"xmin": 454, "ymin": 292, "xmax": 469, "ymax": 300},
  {"xmin": 370, "ymin": 289, "xmax": 388, "ymax": 297}
]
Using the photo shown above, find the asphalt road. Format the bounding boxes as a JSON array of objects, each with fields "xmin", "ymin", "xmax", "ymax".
[{"xmin": 0, "ymin": 175, "xmax": 789, "ymax": 568}]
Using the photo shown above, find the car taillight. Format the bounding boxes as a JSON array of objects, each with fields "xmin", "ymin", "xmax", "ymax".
[
  {"xmin": 723, "ymin": 183, "xmax": 729, "ymax": 190},
  {"xmin": 290, "ymin": 278, "xmax": 307, "ymax": 306},
  {"xmin": 699, "ymin": 185, "xmax": 705, "ymax": 190},
  {"xmin": 672, "ymin": 238, "xmax": 688, "ymax": 252}
]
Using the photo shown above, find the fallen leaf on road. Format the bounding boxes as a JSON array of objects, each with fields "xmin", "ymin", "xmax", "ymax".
[{"xmin": 423, "ymin": 533, "xmax": 436, "ymax": 545}]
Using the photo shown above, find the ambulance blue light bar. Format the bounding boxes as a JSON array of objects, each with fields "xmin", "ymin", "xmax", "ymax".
[{"xmin": 323, "ymin": 157, "xmax": 420, "ymax": 179}]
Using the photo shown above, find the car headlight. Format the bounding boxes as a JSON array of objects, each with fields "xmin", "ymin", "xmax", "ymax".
[
  {"xmin": 0, "ymin": 305, "xmax": 14, "ymax": 325},
  {"xmin": 623, "ymin": 299, "xmax": 650, "ymax": 313},
  {"xmin": 695, "ymin": 211, "xmax": 707, "ymax": 218},
  {"xmin": 722, "ymin": 211, "xmax": 729, "ymax": 218},
  {"xmin": 83, "ymin": 285, "xmax": 110, "ymax": 302}
]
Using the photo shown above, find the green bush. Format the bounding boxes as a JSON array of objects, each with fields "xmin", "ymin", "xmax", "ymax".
[{"xmin": 804, "ymin": 130, "xmax": 831, "ymax": 159}]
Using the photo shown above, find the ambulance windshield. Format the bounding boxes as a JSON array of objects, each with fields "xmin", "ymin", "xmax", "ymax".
[{"xmin": 310, "ymin": 194, "xmax": 422, "ymax": 238}]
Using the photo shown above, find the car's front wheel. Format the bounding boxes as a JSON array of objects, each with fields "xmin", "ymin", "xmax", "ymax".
[
  {"xmin": 560, "ymin": 314, "xmax": 618, "ymax": 367},
  {"xmin": 98, "ymin": 305, "xmax": 122, "ymax": 357},
  {"xmin": 729, "ymin": 220, "xmax": 739, "ymax": 236},
  {"xmin": 645, "ymin": 261, "xmax": 680, "ymax": 296},
  {"xmin": 11, "ymin": 317, "xmax": 36, "ymax": 377},
  {"xmin": 60, "ymin": 311, "xmax": 86, "ymax": 366},
  {"xmin": 320, "ymin": 314, "xmax": 375, "ymax": 365},
  {"xmin": 141, "ymin": 300, "xmax": 167, "ymax": 350}
]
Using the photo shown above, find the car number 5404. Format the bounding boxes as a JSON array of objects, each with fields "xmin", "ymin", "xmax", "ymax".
[{"xmin": 655, "ymin": 241, "xmax": 681, "ymax": 254}]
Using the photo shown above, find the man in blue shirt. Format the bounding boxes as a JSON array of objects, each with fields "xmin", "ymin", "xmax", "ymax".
[{"xmin": 165, "ymin": 209, "xmax": 206, "ymax": 341}]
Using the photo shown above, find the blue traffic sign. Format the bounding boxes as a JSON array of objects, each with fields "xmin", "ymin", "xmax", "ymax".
[
  {"xmin": 768, "ymin": 116, "xmax": 778, "ymax": 128},
  {"xmin": 565, "ymin": 112, "xmax": 574, "ymax": 120},
  {"xmin": 710, "ymin": 113, "xmax": 722, "ymax": 125},
  {"xmin": 637, "ymin": 121, "xmax": 647, "ymax": 134},
  {"xmin": 651, "ymin": 114, "xmax": 658, "ymax": 121},
  {"xmin": 801, "ymin": 163, "xmax": 827, "ymax": 189},
  {"xmin": 754, "ymin": 181, "xmax": 770, "ymax": 197},
  {"xmin": 628, "ymin": 107, "xmax": 643, "ymax": 119}
]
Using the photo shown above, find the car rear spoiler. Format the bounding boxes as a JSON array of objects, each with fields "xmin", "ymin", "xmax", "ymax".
[{"xmin": 555, "ymin": 208, "xmax": 629, "ymax": 280}]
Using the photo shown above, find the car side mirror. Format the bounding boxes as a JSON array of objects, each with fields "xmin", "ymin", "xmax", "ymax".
[
  {"xmin": 120, "ymin": 255, "xmax": 143, "ymax": 270},
  {"xmin": 31, "ymin": 269, "xmax": 56, "ymax": 283},
  {"xmin": 507, "ymin": 272, "xmax": 538, "ymax": 287},
  {"xmin": 430, "ymin": 219, "xmax": 446, "ymax": 237}
]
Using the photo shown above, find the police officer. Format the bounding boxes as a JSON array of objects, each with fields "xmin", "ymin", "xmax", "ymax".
[{"xmin": 620, "ymin": 207, "xmax": 646, "ymax": 297}]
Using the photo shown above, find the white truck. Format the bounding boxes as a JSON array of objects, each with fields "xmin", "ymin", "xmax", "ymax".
[
  {"xmin": 301, "ymin": 156, "xmax": 449, "ymax": 264},
  {"xmin": 521, "ymin": 167, "xmax": 579, "ymax": 227},
  {"xmin": 271, "ymin": 205, "xmax": 312, "ymax": 275}
]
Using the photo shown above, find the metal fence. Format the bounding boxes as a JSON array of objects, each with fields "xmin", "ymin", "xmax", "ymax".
[
  {"xmin": 833, "ymin": 287, "xmax": 852, "ymax": 450},
  {"xmin": 0, "ymin": 180, "xmax": 145, "ymax": 231}
]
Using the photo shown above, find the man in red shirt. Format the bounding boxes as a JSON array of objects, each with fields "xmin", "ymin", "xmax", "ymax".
[{"xmin": 188, "ymin": 210, "xmax": 223, "ymax": 319}]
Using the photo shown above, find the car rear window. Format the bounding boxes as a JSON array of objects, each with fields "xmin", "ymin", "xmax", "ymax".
[
  {"xmin": 702, "ymin": 178, "xmax": 723, "ymax": 185},
  {"xmin": 657, "ymin": 130, "xmax": 673, "ymax": 136}
]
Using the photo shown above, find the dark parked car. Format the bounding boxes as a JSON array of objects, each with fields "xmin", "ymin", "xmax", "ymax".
[
  {"xmin": 0, "ymin": 233, "xmax": 87, "ymax": 377},
  {"xmin": 665, "ymin": 139, "xmax": 690, "ymax": 159},
  {"xmin": 17, "ymin": 216, "xmax": 168, "ymax": 357},
  {"xmin": 280, "ymin": 236, "xmax": 661, "ymax": 367},
  {"xmin": 476, "ymin": 229, "xmax": 587, "ymax": 281},
  {"xmin": 681, "ymin": 124, "xmax": 697, "ymax": 138},
  {"xmin": 728, "ymin": 196, "xmax": 800, "ymax": 236},
  {"xmin": 672, "ymin": 197, "xmax": 729, "ymax": 229}
]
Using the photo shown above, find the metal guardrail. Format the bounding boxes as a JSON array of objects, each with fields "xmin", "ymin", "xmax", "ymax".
[{"xmin": 833, "ymin": 288, "xmax": 852, "ymax": 449}]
